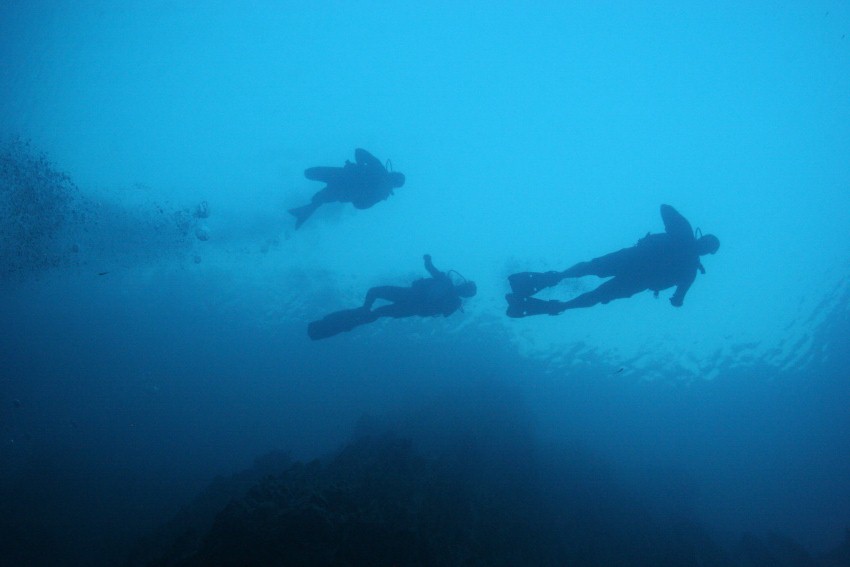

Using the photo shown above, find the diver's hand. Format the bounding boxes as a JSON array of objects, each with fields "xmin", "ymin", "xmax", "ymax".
[
  {"xmin": 669, "ymin": 297, "xmax": 683, "ymax": 307},
  {"xmin": 423, "ymin": 254, "xmax": 431, "ymax": 262}
]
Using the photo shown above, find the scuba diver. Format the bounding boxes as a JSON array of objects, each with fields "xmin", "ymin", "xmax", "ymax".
[
  {"xmin": 288, "ymin": 148, "xmax": 406, "ymax": 229},
  {"xmin": 308, "ymin": 255, "xmax": 477, "ymax": 340},
  {"xmin": 505, "ymin": 204, "xmax": 719, "ymax": 317}
]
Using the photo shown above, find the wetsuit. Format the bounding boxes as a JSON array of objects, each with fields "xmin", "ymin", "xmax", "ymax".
[
  {"xmin": 308, "ymin": 256, "xmax": 470, "ymax": 340},
  {"xmin": 562, "ymin": 205, "xmax": 704, "ymax": 307},
  {"xmin": 364, "ymin": 256, "xmax": 461, "ymax": 319},
  {"xmin": 304, "ymin": 148, "xmax": 397, "ymax": 210},
  {"xmin": 506, "ymin": 205, "xmax": 711, "ymax": 317}
]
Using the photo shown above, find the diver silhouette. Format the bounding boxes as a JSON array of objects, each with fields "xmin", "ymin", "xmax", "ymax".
[
  {"xmin": 506, "ymin": 205, "xmax": 719, "ymax": 317},
  {"xmin": 288, "ymin": 148, "xmax": 405, "ymax": 229},
  {"xmin": 308, "ymin": 255, "xmax": 477, "ymax": 340}
]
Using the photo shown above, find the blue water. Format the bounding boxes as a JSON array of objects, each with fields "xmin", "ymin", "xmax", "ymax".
[{"xmin": 1, "ymin": 3, "xmax": 849, "ymax": 564}]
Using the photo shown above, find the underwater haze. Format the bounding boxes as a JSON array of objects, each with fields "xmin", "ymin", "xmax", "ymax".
[{"xmin": 1, "ymin": 2, "xmax": 849, "ymax": 565}]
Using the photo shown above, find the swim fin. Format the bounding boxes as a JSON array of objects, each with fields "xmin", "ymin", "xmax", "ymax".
[
  {"xmin": 288, "ymin": 202, "xmax": 320, "ymax": 230},
  {"xmin": 508, "ymin": 271, "xmax": 563, "ymax": 297},
  {"xmin": 307, "ymin": 307, "xmax": 371, "ymax": 340},
  {"xmin": 505, "ymin": 294, "xmax": 563, "ymax": 318}
]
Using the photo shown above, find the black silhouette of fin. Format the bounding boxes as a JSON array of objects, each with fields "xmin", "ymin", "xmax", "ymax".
[
  {"xmin": 508, "ymin": 271, "xmax": 562, "ymax": 297},
  {"xmin": 307, "ymin": 308, "xmax": 371, "ymax": 340},
  {"xmin": 288, "ymin": 202, "xmax": 320, "ymax": 229}
]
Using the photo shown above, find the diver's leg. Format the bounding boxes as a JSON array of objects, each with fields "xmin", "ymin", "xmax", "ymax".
[
  {"xmin": 311, "ymin": 186, "xmax": 344, "ymax": 205},
  {"xmin": 363, "ymin": 286, "xmax": 411, "ymax": 310},
  {"xmin": 556, "ymin": 288, "xmax": 604, "ymax": 310},
  {"xmin": 562, "ymin": 249, "xmax": 631, "ymax": 279},
  {"xmin": 304, "ymin": 166, "xmax": 345, "ymax": 183},
  {"xmin": 368, "ymin": 303, "xmax": 417, "ymax": 320},
  {"xmin": 288, "ymin": 186, "xmax": 346, "ymax": 229},
  {"xmin": 558, "ymin": 278, "xmax": 641, "ymax": 311},
  {"xmin": 559, "ymin": 261, "xmax": 593, "ymax": 278}
]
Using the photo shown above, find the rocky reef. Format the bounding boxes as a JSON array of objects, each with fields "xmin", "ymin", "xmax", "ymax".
[{"xmin": 131, "ymin": 430, "xmax": 850, "ymax": 567}]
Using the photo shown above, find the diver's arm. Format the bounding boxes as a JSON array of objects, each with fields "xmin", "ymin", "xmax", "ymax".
[
  {"xmin": 670, "ymin": 271, "xmax": 696, "ymax": 307},
  {"xmin": 661, "ymin": 204, "xmax": 694, "ymax": 242},
  {"xmin": 423, "ymin": 254, "xmax": 443, "ymax": 278},
  {"xmin": 354, "ymin": 148, "xmax": 384, "ymax": 170}
]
